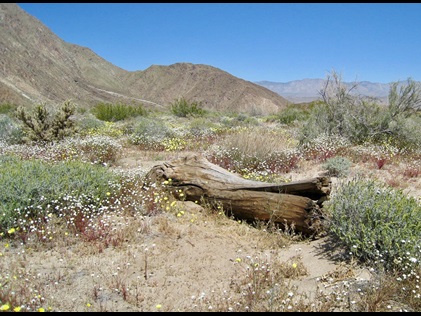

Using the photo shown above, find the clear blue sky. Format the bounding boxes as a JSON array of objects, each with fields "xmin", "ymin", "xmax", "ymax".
[{"xmin": 18, "ymin": 3, "xmax": 421, "ymax": 84}]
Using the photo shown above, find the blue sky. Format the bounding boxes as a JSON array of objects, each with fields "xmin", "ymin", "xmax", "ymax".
[{"xmin": 18, "ymin": 3, "xmax": 421, "ymax": 84}]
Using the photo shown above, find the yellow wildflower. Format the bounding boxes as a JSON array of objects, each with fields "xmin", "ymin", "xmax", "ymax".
[{"xmin": 0, "ymin": 304, "xmax": 10, "ymax": 311}]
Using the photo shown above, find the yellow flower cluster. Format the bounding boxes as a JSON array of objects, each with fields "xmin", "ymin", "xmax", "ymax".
[{"xmin": 162, "ymin": 138, "xmax": 187, "ymax": 152}]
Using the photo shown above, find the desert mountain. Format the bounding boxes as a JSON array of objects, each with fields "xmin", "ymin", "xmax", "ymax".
[{"xmin": 0, "ymin": 3, "xmax": 290, "ymax": 115}]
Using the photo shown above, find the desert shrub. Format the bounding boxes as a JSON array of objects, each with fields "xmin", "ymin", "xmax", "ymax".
[
  {"xmin": 299, "ymin": 71, "xmax": 421, "ymax": 150},
  {"xmin": 128, "ymin": 117, "xmax": 174, "ymax": 149},
  {"xmin": 0, "ymin": 102, "xmax": 18, "ymax": 114},
  {"xmin": 14, "ymin": 101, "xmax": 76, "ymax": 142},
  {"xmin": 0, "ymin": 155, "xmax": 121, "ymax": 233},
  {"xmin": 378, "ymin": 113, "xmax": 421, "ymax": 151},
  {"xmin": 325, "ymin": 177, "xmax": 421, "ymax": 273},
  {"xmin": 76, "ymin": 114, "xmax": 105, "ymax": 132},
  {"xmin": 207, "ymin": 127, "xmax": 301, "ymax": 176},
  {"xmin": 61, "ymin": 135, "xmax": 122, "ymax": 164},
  {"xmin": 188, "ymin": 117, "xmax": 219, "ymax": 138},
  {"xmin": 234, "ymin": 113, "xmax": 259, "ymax": 125},
  {"xmin": 0, "ymin": 114, "xmax": 24, "ymax": 145},
  {"xmin": 322, "ymin": 156, "xmax": 352, "ymax": 177},
  {"xmin": 170, "ymin": 97, "xmax": 206, "ymax": 117},
  {"xmin": 276, "ymin": 104, "xmax": 311, "ymax": 125},
  {"xmin": 219, "ymin": 114, "xmax": 259, "ymax": 128},
  {"xmin": 299, "ymin": 75, "xmax": 385, "ymax": 145},
  {"xmin": 91, "ymin": 102, "xmax": 147, "ymax": 122}
]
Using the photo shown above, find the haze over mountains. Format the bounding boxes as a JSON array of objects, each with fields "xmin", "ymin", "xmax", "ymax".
[
  {"xmin": 255, "ymin": 79, "xmax": 392, "ymax": 104},
  {"xmin": 0, "ymin": 3, "xmax": 408, "ymax": 114}
]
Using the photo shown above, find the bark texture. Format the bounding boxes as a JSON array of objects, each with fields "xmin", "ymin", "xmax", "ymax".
[{"xmin": 145, "ymin": 154, "xmax": 331, "ymax": 236}]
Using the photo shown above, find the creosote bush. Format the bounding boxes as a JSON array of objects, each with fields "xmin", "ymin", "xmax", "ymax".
[
  {"xmin": 325, "ymin": 177, "xmax": 421, "ymax": 273},
  {"xmin": 170, "ymin": 97, "xmax": 206, "ymax": 117},
  {"xmin": 91, "ymin": 102, "xmax": 147, "ymax": 122},
  {"xmin": 275, "ymin": 103, "xmax": 312, "ymax": 125}
]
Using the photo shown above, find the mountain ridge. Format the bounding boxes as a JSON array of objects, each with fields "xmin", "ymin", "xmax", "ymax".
[
  {"xmin": 2, "ymin": 3, "xmax": 415, "ymax": 112},
  {"xmin": 0, "ymin": 3, "xmax": 290, "ymax": 115}
]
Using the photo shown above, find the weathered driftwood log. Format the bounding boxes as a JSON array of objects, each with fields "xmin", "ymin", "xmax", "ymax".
[{"xmin": 145, "ymin": 154, "xmax": 331, "ymax": 236}]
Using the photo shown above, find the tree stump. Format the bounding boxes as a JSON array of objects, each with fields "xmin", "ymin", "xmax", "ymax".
[{"xmin": 145, "ymin": 154, "xmax": 331, "ymax": 236}]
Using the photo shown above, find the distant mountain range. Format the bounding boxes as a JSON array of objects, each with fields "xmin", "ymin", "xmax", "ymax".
[{"xmin": 255, "ymin": 79, "xmax": 393, "ymax": 104}]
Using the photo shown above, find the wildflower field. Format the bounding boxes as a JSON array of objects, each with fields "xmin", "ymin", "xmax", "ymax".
[{"xmin": 0, "ymin": 77, "xmax": 420, "ymax": 312}]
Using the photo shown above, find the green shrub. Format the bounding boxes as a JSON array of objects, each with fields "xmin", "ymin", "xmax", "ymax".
[
  {"xmin": 76, "ymin": 115, "xmax": 105, "ymax": 132},
  {"xmin": 299, "ymin": 71, "xmax": 421, "ymax": 150},
  {"xmin": 91, "ymin": 102, "xmax": 147, "ymax": 122},
  {"xmin": 377, "ymin": 113, "xmax": 421, "ymax": 151},
  {"xmin": 322, "ymin": 156, "xmax": 352, "ymax": 177},
  {"xmin": 14, "ymin": 101, "xmax": 76, "ymax": 142},
  {"xmin": 0, "ymin": 114, "xmax": 24, "ymax": 145},
  {"xmin": 0, "ymin": 155, "xmax": 121, "ymax": 233},
  {"xmin": 170, "ymin": 97, "xmax": 206, "ymax": 117},
  {"xmin": 0, "ymin": 103, "xmax": 18, "ymax": 114},
  {"xmin": 276, "ymin": 105, "xmax": 310, "ymax": 125},
  {"xmin": 188, "ymin": 118, "xmax": 219, "ymax": 138},
  {"xmin": 234, "ymin": 113, "xmax": 259, "ymax": 126},
  {"xmin": 325, "ymin": 177, "xmax": 421, "ymax": 273}
]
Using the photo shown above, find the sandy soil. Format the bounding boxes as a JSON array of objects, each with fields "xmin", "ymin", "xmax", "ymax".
[{"xmin": 3, "ymin": 146, "xmax": 419, "ymax": 312}]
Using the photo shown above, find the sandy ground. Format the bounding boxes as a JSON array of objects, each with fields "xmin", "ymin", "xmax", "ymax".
[{"xmin": 3, "ymin": 147, "xmax": 419, "ymax": 312}]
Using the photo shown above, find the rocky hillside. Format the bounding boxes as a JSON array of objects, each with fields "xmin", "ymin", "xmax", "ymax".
[{"xmin": 0, "ymin": 3, "xmax": 289, "ymax": 115}]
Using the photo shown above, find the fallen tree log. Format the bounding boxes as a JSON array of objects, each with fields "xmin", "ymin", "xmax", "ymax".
[{"xmin": 144, "ymin": 154, "xmax": 331, "ymax": 236}]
